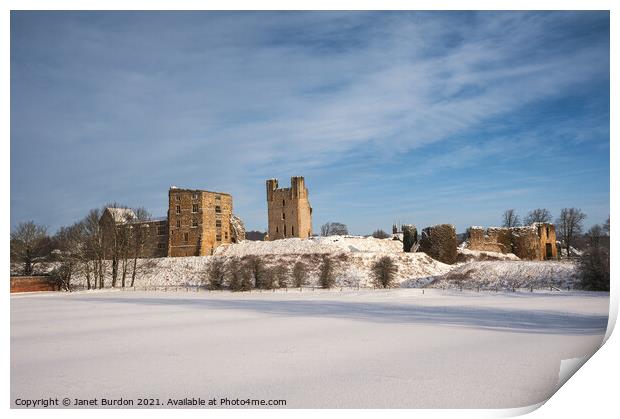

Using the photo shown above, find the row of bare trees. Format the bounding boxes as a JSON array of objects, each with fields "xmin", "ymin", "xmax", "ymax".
[
  {"xmin": 501, "ymin": 208, "xmax": 553, "ymax": 228},
  {"xmin": 10, "ymin": 205, "xmax": 156, "ymax": 290},
  {"xmin": 205, "ymin": 256, "xmax": 310, "ymax": 291},
  {"xmin": 203, "ymin": 254, "xmax": 399, "ymax": 291}
]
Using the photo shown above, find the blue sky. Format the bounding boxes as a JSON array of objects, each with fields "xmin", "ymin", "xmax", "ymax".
[{"xmin": 10, "ymin": 11, "xmax": 610, "ymax": 235}]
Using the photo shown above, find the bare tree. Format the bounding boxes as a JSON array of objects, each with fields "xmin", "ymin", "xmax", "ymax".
[
  {"xmin": 523, "ymin": 208, "xmax": 552, "ymax": 225},
  {"xmin": 269, "ymin": 262, "xmax": 290, "ymax": 289},
  {"xmin": 243, "ymin": 255, "xmax": 267, "ymax": 289},
  {"xmin": 81, "ymin": 209, "xmax": 106, "ymax": 289},
  {"xmin": 604, "ymin": 216, "xmax": 610, "ymax": 235},
  {"xmin": 578, "ymin": 224, "xmax": 609, "ymax": 291},
  {"xmin": 319, "ymin": 255, "xmax": 336, "ymax": 288},
  {"xmin": 227, "ymin": 257, "xmax": 249, "ymax": 291},
  {"xmin": 501, "ymin": 209, "xmax": 520, "ymax": 228},
  {"xmin": 292, "ymin": 261, "xmax": 308, "ymax": 288},
  {"xmin": 51, "ymin": 222, "xmax": 86, "ymax": 291},
  {"xmin": 128, "ymin": 207, "xmax": 152, "ymax": 287},
  {"xmin": 320, "ymin": 222, "xmax": 348, "ymax": 236},
  {"xmin": 102, "ymin": 203, "xmax": 134, "ymax": 288},
  {"xmin": 371, "ymin": 256, "xmax": 398, "ymax": 289},
  {"xmin": 10, "ymin": 221, "xmax": 51, "ymax": 275},
  {"xmin": 205, "ymin": 258, "xmax": 227, "ymax": 290},
  {"xmin": 555, "ymin": 208, "xmax": 586, "ymax": 257},
  {"xmin": 371, "ymin": 229, "xmax": 390, "ymax": 239}
]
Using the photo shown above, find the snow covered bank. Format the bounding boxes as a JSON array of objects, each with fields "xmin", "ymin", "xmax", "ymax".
[
  {"xmin": 69, "ymin": 251, "xmax": 451, "ymax": 289},
  {"xmin": 426, "ymin": 260, "xmax": 579, "ymax": 290},
  {"xmin": 456, "ymin": 248, "xmax": 521, "ymax": 262},
  {"xmin": 58, "ymin": 236, "xmax": 579, "ymax": 291},
  {"xmin": 214, "ymin": 235, "xmax": 403, "ymax": 256},
  {"xmin": 61, "ymin": 236, "xmax": 450, "ymax": 289}
]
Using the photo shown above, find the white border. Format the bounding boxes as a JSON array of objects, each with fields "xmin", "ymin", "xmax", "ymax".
[{"xmin": 3, "ymin": 2, "xmax": 617, "ymax": 419}]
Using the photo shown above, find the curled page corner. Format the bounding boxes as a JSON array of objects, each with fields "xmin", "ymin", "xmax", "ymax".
[
  {"xmin": 500, "ymin": 401, "xmax": 546, "ymax": 417},
  {"xmin": 558, "ymin": 355, "xmax": 591, "ymax": 389}
]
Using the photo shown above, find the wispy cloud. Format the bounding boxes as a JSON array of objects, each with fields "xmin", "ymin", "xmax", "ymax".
[{"xmin": 11, "ymin": 11, "xmax": 610, "ymax": 233}]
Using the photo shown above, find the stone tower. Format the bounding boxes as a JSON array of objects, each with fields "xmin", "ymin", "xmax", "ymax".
[
  {"xmin": 266, "ymin": 176, "xmax": 312, "ymax": 240},
  {"xmin": 167, "ymin": 187, "xmax": 234, "ymax": 257}
]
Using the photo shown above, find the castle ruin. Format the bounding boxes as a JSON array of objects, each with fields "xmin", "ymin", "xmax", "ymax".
[
  {"xmin": 167, "ymin": 187, "xmax": 236, "ymax": 257},
  {"xmin": 100, "ymin": 187, "xmax": 245, "ymax": 258},
  {"xmin": 419, "ymin": 224, "xmax": 458, "ymax": 265},
  {"xmin": 266, "ymin": 176, "xmax": 312, "ymax": 240},
  {"xmin": 466, "ymin": 223, "xmax": 558, "ymax": 260}
]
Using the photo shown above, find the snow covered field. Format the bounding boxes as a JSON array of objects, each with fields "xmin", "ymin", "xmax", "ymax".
[{"xmin": 11, "ymin": 289, "xmax": 609, "ymax": 408}]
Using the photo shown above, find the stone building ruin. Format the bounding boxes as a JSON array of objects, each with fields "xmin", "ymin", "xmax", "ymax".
[
  {"xmin": 266, "ymin": 176, "xmax": 313, "ymax": 240},
  {"xmin": 465, "ymin": 223, "xmax": 558, "ymax": 260},
  {"xmin": 168, "ymin": 187, "xmax": 236, "ymax": 257},
  {"xmin": 402, "ymin": 224, "xmax": 418, "ymax": 253},
  {"xmin": 418, "ymin": 224, "xmax": 458, "ymax": 265},
  {"xmin": 400, "ymin": 223, "xmax": 458, "ymax": 265},
  {"xmin": 99, "ymin": 207, "xmax": 168, "ymax": 258},
  {"xmin": 100, "ymin": 186, "xmax": 246, "ymax": 258}
]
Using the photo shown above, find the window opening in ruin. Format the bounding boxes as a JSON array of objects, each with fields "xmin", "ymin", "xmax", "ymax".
[
  {"xmin": 282, "ymin": 213, "xmax": 285, "ymax": 220},
  {"xmin": 292, "ymin": 226, "xmax": 294, "ymax": 236},
  {"xmin": 192, "ymin": 203, "xmax": 198, "ymax": 213},
  {"xmin": 546, "ymin": 226, "xmax": 550, "ymax": 236},
  {"xmin": 216, "ymin": 234, "xmax": 222, "ymax": 242},
  {"xmin": 176, "ymin": 219, "xmax": 181, "ymax": 228},
  {"xmin": 192, "ymin": 219, "xmax": 198, "ymax": 227},
  {"xmin": 215, "ymin": 195, "xmax": 221, "ymax": 200},
  {"xmin": 157, "ymin": 225, "xmax": 165, "ymax": 236},
  {"xmin": 546, "ymin": 243, "xmax": 553, "ymax": 259},
  {"xmin": 282, "ymin": 199, "xmax": 285, "ymax": 206},
  {"xmin": 216, "ymin": 220, "xmax": 221, "ymax": 227},
  {"xmin": 215, "ymin": 206, "xmax": 221, "ymax": 213},
  {"xmin": 276, "ymin": 226, "xmax": 278, "ymax": 233},
  {"xmin": 192, "ymin": 193, "xmax": 198, "ymax": 200},
  {"xmin": 184, "ymin": 232, "xmax": 189, "ymax": 242},
  {"xmin": 284, "ymin": 225, "xmax": 287, "ymax": 236}
]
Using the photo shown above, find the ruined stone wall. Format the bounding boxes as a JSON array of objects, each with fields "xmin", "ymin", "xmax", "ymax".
[
  {"xmin": 510, "ymin": 226, "xmax": 540, "ymax": 260},
  {"xmin": 167, "ymin": 188, "xmax": 233, "ymax": 257},
  {"xmin": 487, "ymin": 228, "xmax": 513, "ymax": 253},
  {"xmin": 466, "ymin": 223, "xmax": 558, "ymax": 260},
  {"xmin": 230, "ymin": 214, "xmax": 246, "ymax": 243},
  {"xmin": 402, "ymin": 224, "xmax": 418, "ymax": 252},
  {"xmin": 100, "ymin": 210, "xmax": 166, "ymax": 259},
  {"xmin": 535, "ymin": 223, "xmax": 558, "ymax": 260},
  {"xmin": 467, "ymin": 227, "xmax": 506, "ymax": 253},
  {"xmin": 419, "ymin": 224, "xmax": 458, "ymax": 264},
  {"xmin": 266, "ymin": 177, "xmax": 312, "ymax": 240},
  {"xmin": 118, "ymin": 219, "xmax": 168, "ymax": 258}
]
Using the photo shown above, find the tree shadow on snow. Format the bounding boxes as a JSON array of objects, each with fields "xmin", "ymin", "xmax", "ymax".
[{"xmin": 71, "ymin": 295, "xmax": 609, "ymax": 336}]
